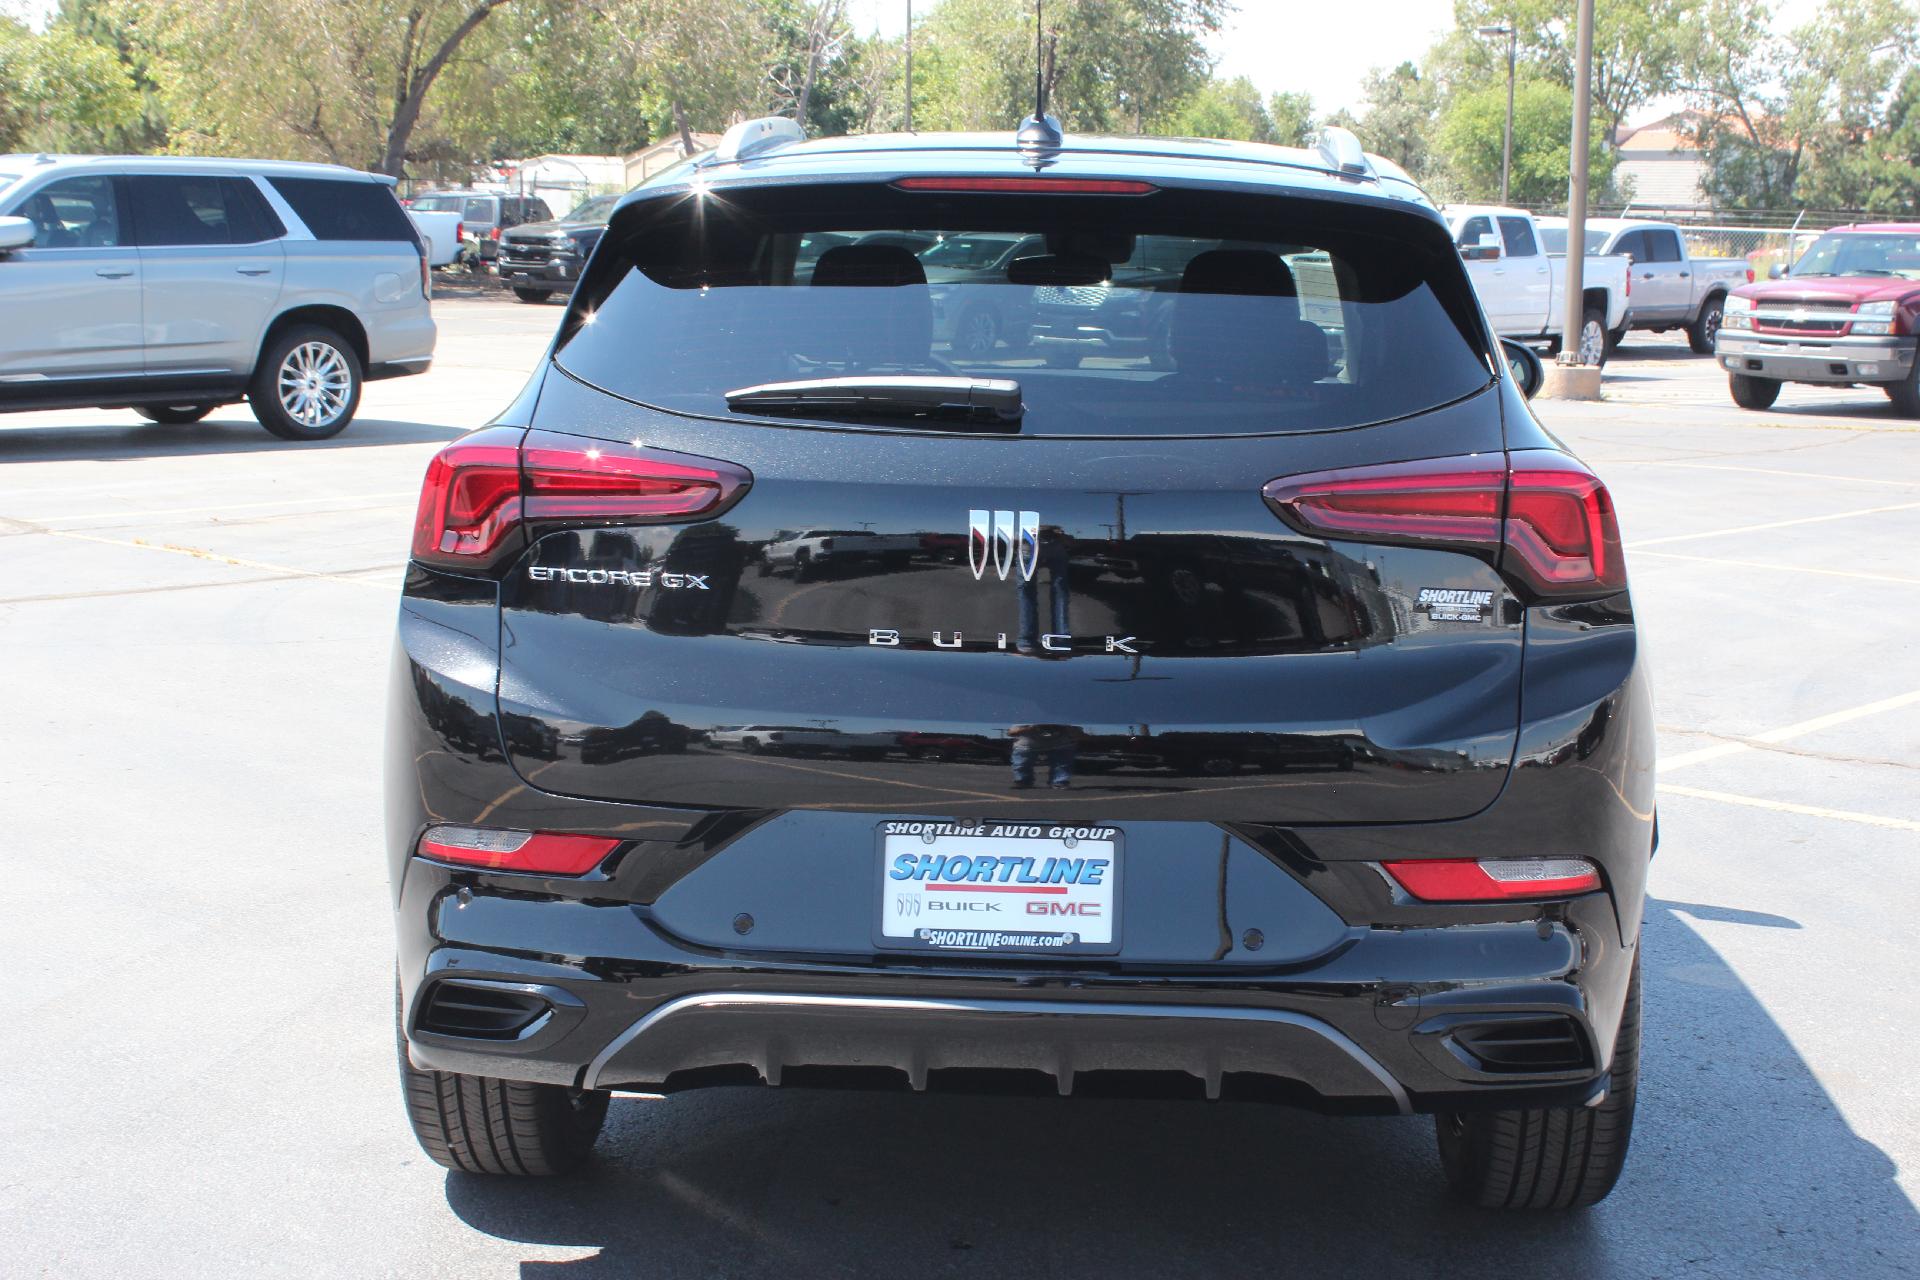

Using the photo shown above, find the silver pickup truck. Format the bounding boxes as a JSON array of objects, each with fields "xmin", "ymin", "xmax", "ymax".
[{"xmin": 1539, "ymin": 217, "xmax": 1748, "ymax": 354}]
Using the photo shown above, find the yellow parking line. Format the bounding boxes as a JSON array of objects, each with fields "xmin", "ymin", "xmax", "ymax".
[
  {"xmin": 43, "ymin": 529, "xmax": 401, "ymax": 591},
  {"xmin": 1626, "ymin": 500, "xmax": 1920, "ymax": 549},
  {"xmin": 1663, "ymin": 689, "xmax": 1920, "ymax": 771},
  {"xmin": 35, "ymin": 491, "xmax": 416, "ymax": 523},
  {"xmin": 1659, "ymin": 784, "xmax": 1920, "ymax": 833},
  {"xmin": 1631, "ymin": 550, "xmax": 1920, "ymax": 587}
]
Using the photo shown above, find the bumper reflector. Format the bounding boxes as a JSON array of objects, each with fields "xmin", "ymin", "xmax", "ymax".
[
  {"xmin": 1382, "ymin": 857, "xmax": 1601, "ymax": 902},
  {"xmin": 418, "ymin": 825, "xmax": 620, "ymax": 875}
]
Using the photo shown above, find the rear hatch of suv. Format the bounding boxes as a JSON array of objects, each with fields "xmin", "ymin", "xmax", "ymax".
[{"xmin": 420, "ymin": 166, "xmax": 1583, "ymax": 825}]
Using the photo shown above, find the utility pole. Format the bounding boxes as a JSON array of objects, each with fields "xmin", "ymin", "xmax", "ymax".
[
  {"xmin": 904, "ymin": 0, "xmax": 914, "ymax": 132},
  {"xmin": 1560, "ymin": 0, "xmax": 1595, "ymax": 366}
]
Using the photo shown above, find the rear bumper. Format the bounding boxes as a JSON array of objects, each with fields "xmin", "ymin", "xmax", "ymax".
[
  {"xmin": 1715, "ymin": 332, "xmax": 1917, "ymax": 383},
  {"xmin": 395, "ymin": 850, "xmax": 1631, "ymax": 1115}
]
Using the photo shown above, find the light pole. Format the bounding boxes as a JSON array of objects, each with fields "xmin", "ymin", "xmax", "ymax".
[
  {"xmin": 1560, "ymin": 0, "xmax": 1595, "ymax": 366},
  {"xmin": 1477, "ymin": 23, "xmax": 1516, "ymax": 205},
  {"xmin": 905, "ymin": 0, "xmax": 914, "ymax": 132}
]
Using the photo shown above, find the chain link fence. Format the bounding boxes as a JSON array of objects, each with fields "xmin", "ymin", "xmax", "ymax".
[{"xmin": 1516, "ymin": 204, "xmax": 1865, "ymax": 279}]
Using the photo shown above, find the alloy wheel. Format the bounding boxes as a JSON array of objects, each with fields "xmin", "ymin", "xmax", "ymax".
[
  {"xmin": 1578, "ymin": 319, "xmax": 1606, "ymax": 365},
  {"xmin": 277, "ymin": 341, "xmax": 353, "ymax": 428}
]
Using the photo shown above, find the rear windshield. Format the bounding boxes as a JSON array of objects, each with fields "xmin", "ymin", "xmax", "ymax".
[
  {"xmin": 269, "ymin": 177, "xmax": 416, "ymax": 243},
  {"xmin": 554, "ymin": 182, "xmax": 1492, "ymax": 437}
]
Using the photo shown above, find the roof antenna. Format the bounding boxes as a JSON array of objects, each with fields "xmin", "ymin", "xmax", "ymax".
[{"xmin": 1016, "ymin": 0, "xmax": 1062, "ymax": 154}]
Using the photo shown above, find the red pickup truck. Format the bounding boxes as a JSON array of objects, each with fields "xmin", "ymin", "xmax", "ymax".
[{"xmin": 1714, "ymin": 222, "xmax": 1920, "ymax": 415}]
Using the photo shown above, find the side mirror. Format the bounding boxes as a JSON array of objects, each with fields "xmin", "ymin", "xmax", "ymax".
[
  {"xmin": 1500, "ymin": 338, "xmax": 1544, "ymax": 400},
  {"xmin": 0, "ymin": 215, "xmax": 35, "ymax": 252},
  {"xmin": 1767, "ymin": 263, "xmax": 1785, "ymax": 280},
  {"xmin": 1460, "ymin": 234, "xmax": 1502, "ymax": 262}
]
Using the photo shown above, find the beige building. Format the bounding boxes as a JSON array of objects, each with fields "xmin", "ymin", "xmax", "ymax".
[{"xmin": 1612, "ymin": 113, "xmax": 1713, "ymax": 212}]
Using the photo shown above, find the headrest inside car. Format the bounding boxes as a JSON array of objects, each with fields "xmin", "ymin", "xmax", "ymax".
[
  {"xmin": 811, "ymin": 244, "xmax": 928, "ymax": 287},
  {"xmin": 1180, "ymin": 249, "xmax": 1299, "ymax": 297}
]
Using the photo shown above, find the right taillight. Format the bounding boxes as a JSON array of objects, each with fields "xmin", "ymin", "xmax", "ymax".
[
  {"xmin": 1262, "ymin": 450, "xmax": 1624, "ymax": 600},
  {"xmin": 410, "ymin": 428, "xmax": 751, "ymax": 573},
  {"xmin": 1382, "ymin": 857, "xmax": 1602, "ymax": 902}
]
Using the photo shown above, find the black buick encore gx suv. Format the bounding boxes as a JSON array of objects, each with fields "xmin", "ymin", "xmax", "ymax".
[{"xmin": 388, "ymin": 117, "xmax": 1653, "ymax": 1210}]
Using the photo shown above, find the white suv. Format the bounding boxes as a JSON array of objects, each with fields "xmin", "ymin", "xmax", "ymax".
[{"xmin": 0, "ymin": 155, "xmax": 436, "ymax": 440}]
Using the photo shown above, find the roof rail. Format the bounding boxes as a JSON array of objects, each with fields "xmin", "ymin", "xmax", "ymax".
[
  {"xmin": 1314, "ymin": 127, "xmax": 1376, "ymax": 182},
  {"xmin": 710, "ymin": 117, "xmax": 808, "ymax": 165}
]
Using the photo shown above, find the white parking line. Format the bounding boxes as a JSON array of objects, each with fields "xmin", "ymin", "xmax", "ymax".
[
  {"xmin": 1592, "ymin": 459, "xmax": 1920, "ymax": 489},
  {"xmin": 1659, "ymin": 783, "xmax": 1920, "ymax": 832},
  {"xmin": 1663, "ymin": 689, "xmax": 1920, "ymax": 771},
  {"xmin": 1631, "ymin": 550, "xmax": 1920, "ymax": 587},
  {"xmin": 1626, "ymin": 500, "xmax": 1920, "ymax": 549}
]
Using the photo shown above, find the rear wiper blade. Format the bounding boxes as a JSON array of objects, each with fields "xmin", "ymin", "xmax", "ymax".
[{"xmin": 723, "ymin": 376, "xmax": 1023, "ymax": 427}]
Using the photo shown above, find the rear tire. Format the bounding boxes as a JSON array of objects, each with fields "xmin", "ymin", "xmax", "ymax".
[
  {"xmin": 249, "ymin": 324, "xmax": 362, "ymax": 440},
  {"xmin": 397, "ymin": 1004, "xmax": 608, "ymax": 1176},
  {"xmin": 135, "ymin": 403, "xmax": 216, "ymax": 425},
  {"xmin": 1729, "ymin": 372, "xmax": 1781, "ymax": 410},
  {"xmin": 513, "ymin": 287, "xmax": 554, "ymax": 304},
  {"xmin": 1435, "ymin": 954, "xmax": 1639, "ymax": 1210},
  {"xmin": 1688, "ymin": 296, "xmax": 1724, "ymax": 354}
]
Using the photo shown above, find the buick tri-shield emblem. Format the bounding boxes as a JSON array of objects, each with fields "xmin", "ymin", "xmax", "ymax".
[{"xmin": 969, "ymin": 509, "xmax": 1040, "ymax": 581}]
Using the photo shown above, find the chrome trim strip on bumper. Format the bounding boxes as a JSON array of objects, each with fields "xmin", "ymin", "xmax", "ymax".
[{"xmin": 582, "ymin": 990, "xmax": 1413, "ymax": 1112}]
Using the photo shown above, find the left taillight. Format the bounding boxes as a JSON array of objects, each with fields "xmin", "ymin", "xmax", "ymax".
[
  {"xmin": 418, "ymin": 825, "xmax": 621, "ymax": 875},
  {"xmin": 1261, "ymin": 450, "xmax": 1625, "ymax": 600},
  {"xmin": 410, "ymin": 428, "xmax": 751, "ymax": 573}
]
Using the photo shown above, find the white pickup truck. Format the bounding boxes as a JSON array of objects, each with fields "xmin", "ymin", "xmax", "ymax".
[
  {"xmin": 1444, "ymin": 206, "xmax": 1632, "ymax": 366},
  {"xmin": 406, "ymin": 208, "xmax": 463, "ymax": 267},
  {"xmin": 761, "ymin": 528, "xmax": 921, "ymax": 579},
  {"xmin": 1537, "ymin": 217, "xmax": 1748, "ymax": 354}
]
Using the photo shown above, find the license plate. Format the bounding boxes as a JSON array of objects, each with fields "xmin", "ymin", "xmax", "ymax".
[{"xmin": 876, "ymin": 821, "xmax": 1121, "ymax": 955}]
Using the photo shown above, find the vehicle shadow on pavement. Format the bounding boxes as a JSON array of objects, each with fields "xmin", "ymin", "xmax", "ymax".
[
  {"xmin": 0, "ymin": 416, "xmax": 465, "ymax": 462},
  {"xmin": 443, "ymin": 902, "xmax": 1919, "ymax": 1279}
]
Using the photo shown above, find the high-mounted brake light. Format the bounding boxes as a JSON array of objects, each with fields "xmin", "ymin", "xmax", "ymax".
[
  {"xmin": 418, "ymin": 825, "xmax": 621, "ymax": 876},
  {"xmin": 1382, "ymin": 857, "xmax": 1602, "ymax": 902},
  {"xmin": 410, "ymin": 428, "xmax": 751, "ymax": 572},
  {"xmin": 892, "ymin": 176, "xmax": 1157, "ymax": 195},
  {"xmin": 1261, "ymin": 450, "xmax": 1625, "ymax": 600}
]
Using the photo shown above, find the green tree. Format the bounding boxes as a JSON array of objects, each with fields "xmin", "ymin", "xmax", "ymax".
[
  {"xmin": 112, "ymin": 0, "xmax": 523, "ymax": 175},
  {"xmin": 55, "ymin": 0, "xmax": 168, "ymax": 150},
  {"xmin": 1160, "ymin": 75, "xmax": 1276, "ymax": 141},
  {"xmin": 1266, "ymin": 90, "xmax": 1315, "ymax": 146},
  {"xmin": 1686, "ymin": 0, "xmax": 1920, "ymax": 209},
  {"xmin": 1437, "ymin": 74, "xmax": 1616, "ymax": 203},
  {"xmin": 0, "ymin": 14, "xmax": 141, "ymax": 153},
  {"xmin": 911, "ymin": 0, "xmax": 1223, "ymax": 134},
  {"xmin": 1340, "ymin": 61, "xmax": 1440, "ymax": 180},
  {"xmin": 1450, "ymin": 0, "xmax": 1707, "ymax": 146}
]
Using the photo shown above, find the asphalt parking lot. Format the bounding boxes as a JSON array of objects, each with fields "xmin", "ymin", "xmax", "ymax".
[{"xmin": 3, "ymin": 299, "xmax": 1917, "ymax": 1278}]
